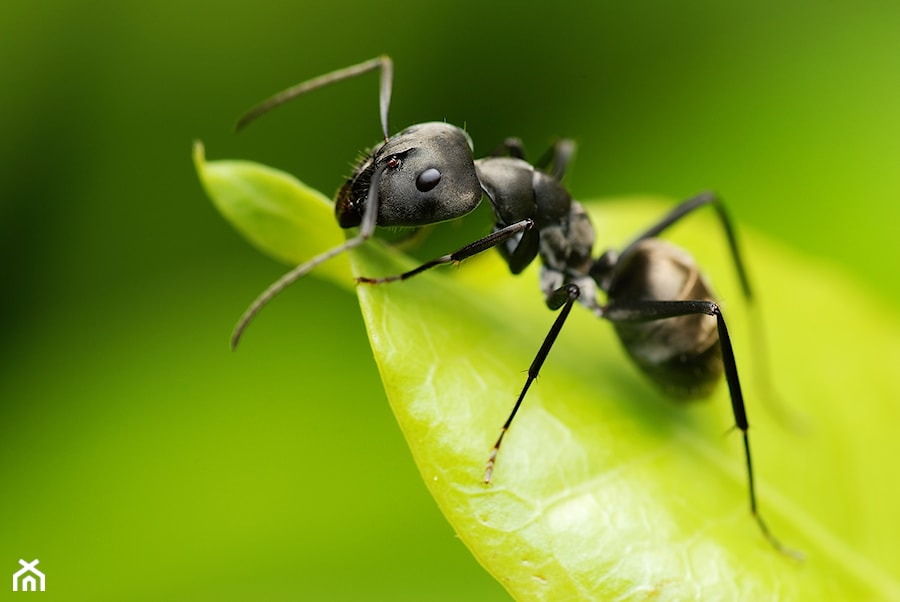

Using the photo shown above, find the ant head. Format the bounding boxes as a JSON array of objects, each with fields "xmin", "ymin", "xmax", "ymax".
[{"xmin": 336, "ymin": 122, "xmax": 483, "ymax": 228}]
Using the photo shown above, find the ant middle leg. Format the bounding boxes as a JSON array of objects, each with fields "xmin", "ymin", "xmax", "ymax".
[{"xmin": 485, "ymin": 282, "xmax": 581, "ymax": 483}]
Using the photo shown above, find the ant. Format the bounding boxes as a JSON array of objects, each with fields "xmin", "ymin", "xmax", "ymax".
[{"xmin": 231, "ymin": 55, "xmax": 798, "ymax": 557}]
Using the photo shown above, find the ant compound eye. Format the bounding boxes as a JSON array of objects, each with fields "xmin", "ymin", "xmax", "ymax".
[{"xmin": 415, "ymin": 167, "xmax": 442, "ymax": 192}]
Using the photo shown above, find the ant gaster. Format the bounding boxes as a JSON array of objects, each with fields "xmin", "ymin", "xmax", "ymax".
[{"xmin": 232, "ymin": 56, "xmax": 799, "ymax": 558}]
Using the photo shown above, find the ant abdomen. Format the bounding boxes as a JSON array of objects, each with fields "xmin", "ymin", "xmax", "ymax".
[{"xmin": 608, "ymin": 239, "xmax": 724, "ymax": 398}]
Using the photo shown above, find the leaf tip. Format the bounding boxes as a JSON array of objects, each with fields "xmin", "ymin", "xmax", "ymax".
[{"xmin": 192, "ymin": 139, "xmax": 206, "ymax": 165}]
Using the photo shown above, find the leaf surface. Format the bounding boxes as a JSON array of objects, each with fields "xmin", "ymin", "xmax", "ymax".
[
  {"xmin": 194, "ymin": 141, "xmax": 351, "ymax": 286},
  {"xmin": 195, "ymin": 146, "xmax": 900, "ymax": 601}
]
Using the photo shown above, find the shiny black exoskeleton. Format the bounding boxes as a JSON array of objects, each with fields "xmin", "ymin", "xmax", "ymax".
[{"xmin": 231, "ymin": 56, "xmax": 798, "ymax": 557}]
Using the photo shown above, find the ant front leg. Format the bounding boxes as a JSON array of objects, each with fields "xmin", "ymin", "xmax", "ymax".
[
  {"xmin": 491, "ymin": 137, "xmax": 528, "ymax": 160},
  {"xmin": 534, "ymin": 139, "xmax": 576, "ymax": 181},
  {"xmin": 491, "ymin": 138, "xmax": 576, "ymax": 181},
  {"xmin": 485, "ymin": 282, "xmax": 581, "ymax": 483},
  {"xmin": 356, "ymin": 219, "xmax": 534, "ymax": 284},
  {"xmin": 603, "ymin": 299, "xmax": 802, "ymax": 558}
]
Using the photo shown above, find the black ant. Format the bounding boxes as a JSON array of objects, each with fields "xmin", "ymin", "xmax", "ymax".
[{"xmin": 231, "ymin": 56, "xmax": 799, "ymax": 558}]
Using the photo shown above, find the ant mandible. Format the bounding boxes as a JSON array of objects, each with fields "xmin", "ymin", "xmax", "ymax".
[{"xmin": 231, "ymin": 55, "xmax": 798, "ymax": 557}]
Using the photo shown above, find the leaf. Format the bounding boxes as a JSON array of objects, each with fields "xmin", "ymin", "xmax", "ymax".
[
  {"xmin": 193, "ymin": 141, "xmax": 352, "ymax": 287},
  {"xmin": 195, "ymin": 146, "xmax": 900, "ymax": 601}
]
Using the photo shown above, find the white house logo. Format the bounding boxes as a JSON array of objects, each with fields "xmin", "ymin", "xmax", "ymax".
[{"xmin": 12, "ymin": 559, "xmax": 45, "ymax": 592}]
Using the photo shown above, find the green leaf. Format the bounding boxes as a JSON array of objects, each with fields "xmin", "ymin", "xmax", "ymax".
[
  {"xmin": 193, "ymin": 140, "xmax": 351, "ymax": 287},
  {"xmin": 195, "ymin": 147, "xmax": 900, "ymax": 601}
]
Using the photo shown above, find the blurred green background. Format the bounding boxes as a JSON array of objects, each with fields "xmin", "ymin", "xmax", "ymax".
[{"xmin": 1, "ymin": 1, "xmax": 898, "ymax": 600}]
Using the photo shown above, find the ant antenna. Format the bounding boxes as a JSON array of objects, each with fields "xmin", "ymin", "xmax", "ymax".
[
  {"xmin": 235, "ymin": 55, "xmax": 393, "ymax": 139},
  {"xmin": 230, "ymin": 56, "xmax": 396, "ymax": 349},
  {"xmin": 230, "ymin": 163, "xmax": 387, "ymax": 349}
]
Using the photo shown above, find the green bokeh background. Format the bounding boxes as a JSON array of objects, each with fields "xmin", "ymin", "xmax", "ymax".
[{"xmin": 2, "ymin": 1, "xmax": 898, "ymax": 600}]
